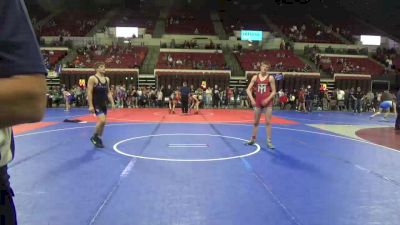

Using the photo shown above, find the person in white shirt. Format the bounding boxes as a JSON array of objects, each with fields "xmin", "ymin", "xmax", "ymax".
[{"xmin": 336, "ymin": 88, "xmax": 345, "ymax": 111}]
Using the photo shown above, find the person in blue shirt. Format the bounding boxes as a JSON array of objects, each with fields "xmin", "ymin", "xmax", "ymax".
[{"xmin": 0, "ymin": 0, "xmax": 47, "ymax": 224}]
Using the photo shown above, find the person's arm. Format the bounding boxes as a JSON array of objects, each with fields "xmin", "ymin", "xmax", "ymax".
[
  {"xmin": 0, "ymin": 0, "xmax": 47, "ymax": 128},
  {"xmin": 86, "ymin": 76, "xmax": 95, "ymax": 113},
  {"xmin": 246, "ymin": 75, "xmax": 257, "ymax": 106},
  {"xmin": 263, "ymin": 75, "xmax": 277, "ymax": 106},
  {"xmin": 0, "ymin": 75, "xmax": 46, "ymax": 128},
  {"xmin": 106, "ymin": 77, "xmax": 115, "ymax": 109}
]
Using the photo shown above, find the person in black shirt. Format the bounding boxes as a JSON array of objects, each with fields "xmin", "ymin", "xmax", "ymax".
[
  {"xmin": 347, "ymin": 88, "xmax": 354, "ymax": 111},
  {"xmin": 87, "ymin": 62, "xmax": 115, "ymax": 148},
  {"xmin": 351, "ymin": 87, "xmax": 364, "ymax": 114},
  {"xmin": 305, "ymin": 85, "xmax": 314, "ymax": 112},
  {"xmin": 0, "ymin": 0, "xmax": 47, "ymax": 223},
  {"xmin": 212, "ymin": 84, "xmax": 220, "ymax": 108},
  {"xmin": 233, "ymin": 87, "xmax": 238, "ymax": 108},
  {"xmin": 180, "ymin": 81, "xmax": 190, "ymax": 114}
]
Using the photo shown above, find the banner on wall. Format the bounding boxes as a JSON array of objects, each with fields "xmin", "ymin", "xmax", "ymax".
[{"xmin": 240, "ymin": 30, "xmax": 263, "ymax": 41}]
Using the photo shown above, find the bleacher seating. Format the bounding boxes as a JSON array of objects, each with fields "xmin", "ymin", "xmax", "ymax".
[
  {"xmin": 42, "ymin": 50, "xmax": 68, "ymax": 69},
  {"xmin": 219, "ymin": 13, "xmax": 271, "ymax": 36},
  {"xmin": 318, "ymin": 56, "xmax": 384, "ymax": 76},
  {"xmin": 235, "ymin": 50, "xmax": 309, "ymax": 72},
  {"xmin": 311, "ymin": 13, "xmax": 382, "ymax": 43},
  {"xmin": 269, "ymin": 13, "xmax": 344, "ymax": 44},
  {"xmin": 156, "ymin": 52, "xmax": 226, "ymax": 70},
  {"xmin": 165, "ymin": 11, "xmax": 215, "ymax": 35},
  {"xmin": 70, "ymin": 45, "xmax": 148, "ymax": 68},
  {"xmin": 108, "ymin": 9, "xmax": 158, "ymax": 34},
  {"xmin": 27, "ymin": 4, "xmax": 50, "ymax": 22},
  {"xmin": 40, "ymin": 11, "xmax": 101, "ymax": 36},
  {"xmin": 373, "ymin": 48, "xmax": 399, "ymax": 71}
]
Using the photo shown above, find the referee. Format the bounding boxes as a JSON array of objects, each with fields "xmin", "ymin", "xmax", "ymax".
[{"xmin": 180, "ymin": 81, "xmax": 190, "ymax": 114}]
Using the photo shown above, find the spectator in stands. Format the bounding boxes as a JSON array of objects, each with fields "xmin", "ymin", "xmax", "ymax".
[
  {"xmin": 0, "ymin": 1, "xmax": 47, "ymax": 224},
  {"xmin": 252, "ymin": 63, "xmax": 258, "ymax": 70},
  {"xmin": 209, "ymin": 40, "xmax": 215, "ymax": 49},
  {"xmin": 196, "ymin": 61, "xmax": 203, "ymax": 69},
  {"xmin": 385, "ymin": 56, "xmax": 393, "ymax": 73},
  {"xmin": 176, "ymin": 59, "xmax": 183, "ymax": 67},
  {"xmin": 58, "ymin": 35, "xmax": 64, "ymax": 44},
  {"xmin": 170, "ymin": 39, "xmax": 175, "ymax": 48},
  {"xmin": 167, "ymin": 54, "xmax": 173, "ymax": 67}
]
